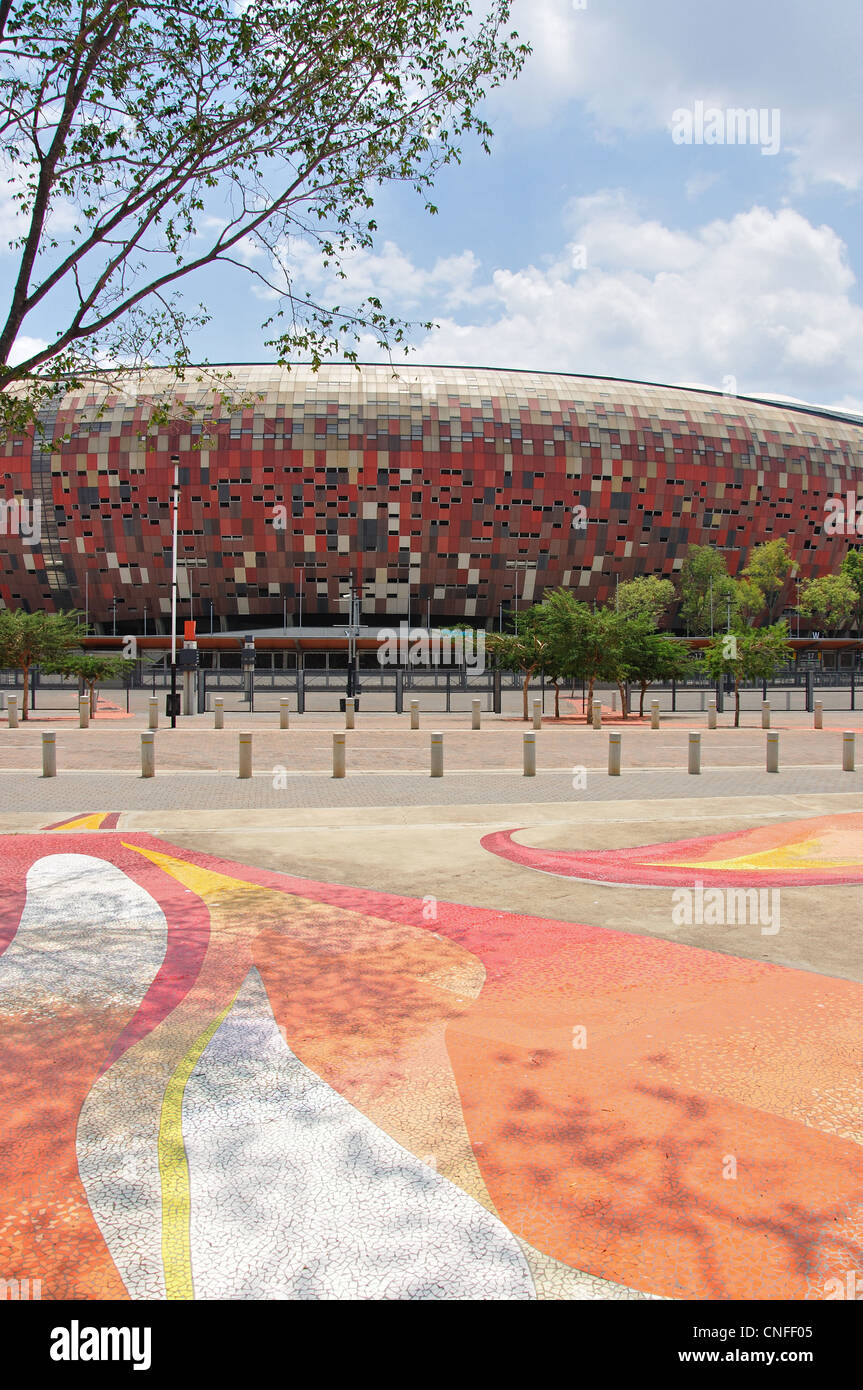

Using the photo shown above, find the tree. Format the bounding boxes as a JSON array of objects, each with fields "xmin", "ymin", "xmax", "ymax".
[
  {"xmin": 486, "ymin": 613, "xmax": 548, "ymax": 722},
  {"xmin": 50, "ymin": 650, "xmax": 135, "ymax": 716},
  {"xmin": 530, "ymin": 588, "xmax": 592, "ymax": 718},
  {"xmin": 743, "ymin": 540, "xmax": 794, "ymax": 622},
  {"xmin": 797, "ymin": 573, "xmax": 858, "ymax": 635},
  {"xmin": 732, "ymin": 577, "xmax": 767, "ymax": 625},
  {"xmin": 0, "ymin": 1, "xmax": 527, "ymax": 431},
  {"xmin": 0, "ymin": 609, "xmax": 82, "ymax": 718},
  {"xmin": 841, "ymin": 549, "xmax": 863, "ymax": 632},
  {"xmin": 678, "ymin": 546, "xmax": 737, "ymax": 635},
  {"xmin": 623, "ymin": 631, "xmax": 694, "ymax": 717},
  {"xmin": 615, "ymin": 576, "xmax": 675, "ymax": 626},
  {"xmin": 699, "ymin": 624, "xmax": 793, "ymax": 727}
]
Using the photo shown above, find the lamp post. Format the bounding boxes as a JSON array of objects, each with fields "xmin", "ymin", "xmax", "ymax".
[
  {"xmin": 505, "ymin": 560, "xmax": 533, "ymax": 619},
  {"xmin": 169, "ymin": 454, "xmax": 180, "ymax": 729},
  {"xmin": 339, "ymin": 575, "xmax": 373, "ymax": 701}
]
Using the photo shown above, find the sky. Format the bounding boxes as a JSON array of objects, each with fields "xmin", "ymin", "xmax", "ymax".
[{"xmin": 7, "ymin": 0, "xmax": 863, "ymax": 412}]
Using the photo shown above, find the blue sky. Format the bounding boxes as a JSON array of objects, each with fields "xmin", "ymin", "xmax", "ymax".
[{"xmin": 8, "ymin": 0, "xmax": 863, "ymax": 412}]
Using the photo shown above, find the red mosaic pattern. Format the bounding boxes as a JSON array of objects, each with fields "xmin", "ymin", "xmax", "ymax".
[{"xmin": 2, "ymin": 365, "xmax": 863, "ymax": 627}]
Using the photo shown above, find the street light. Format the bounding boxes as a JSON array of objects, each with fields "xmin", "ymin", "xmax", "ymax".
[
  {"xmin": 169, "ymin": 454, "xmax": 180, "ymax": 729},
  {"xmin": 505, "ymin": 559, "xmax": 533, "ymax": 619},
  {"xmin": 339, "ymin": 575, "xmax": 374, "ymax": 701}
]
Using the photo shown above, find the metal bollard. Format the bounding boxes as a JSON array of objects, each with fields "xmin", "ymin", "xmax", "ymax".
[
  {"xmin": 8, "ymin": 699, "xmax": 19, "ymax": 728},
  {"xmin": 79, "ymin": 696, "xmax": 89, "ymax": 729},
  {"xmin": 843, "ymin": 731, "xmax": 855, "ymax": 772},
  {"xmin": 471, "ymin": 698, "xmax": 481, "ymax": 730},
  {"xmin": 238, "ymin": 732, "xmax": 252, "ymax": 779},
  {"xmin": 766, "ymin": 731, "xmax": 779, "ymax": 773},
  {"xmin": 608, "ymin": 732, "xmax": 621, "ymax": 776},
  {"xmin": 280, "ymin": 698, "xmax": 290, "ymax": 730},
  {"xmin": 689, "ymin": 732, "xmax": 701, "ymax": 775},
  {"xmin": 762, "ymin": 701, "xmax": 771, "ymax": 730},
  {"xmin": 410, "ymin": 700, "xmax": 420, "ymax": 730},
  {"xmin": 332, "ymin": 732, "xmax": 346, "ymax": 778},
  {"xmin": 707, "ymin": 699, "xmax": 717, "ymax": 730},
  {"xmin": 148, "ymin": 697, "xmax": 159, "ymax": 730},
  {"xmin": 523, "ymin": 732, "xmax": 537, "ymax": 776},
  {"xmin": 214, "ymin": 697, "xmax": 224, "ymax": 730},
  {"xmin": 41, "ymin": 731, "xmax": 56, "ymax": 778},
  {"xmin": 650, "ymin": 700, "xmax": 660, "ymax": 730},
  {"xmin": 141, "ymin": 731, "xmax": 155, "ymax": 778},
  {"xmin": 532, "ymin": 699, "xmax": 542, "ymax": 731},
  {"xmin": 345, "ymin": 697, "xmax": 355, "ymax": 730},
  {"xmin": 814, "ymin": 701, "xmax": 823, "ymax": 730},
  {"xmin": 430, "ymin": 732, "xmax": 444, "ymax": 777},
  {"xmin": 592, "ymin": 700, "xmax": 602, "ymax": 730}
]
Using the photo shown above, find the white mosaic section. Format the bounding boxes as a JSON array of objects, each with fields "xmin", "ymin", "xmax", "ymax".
[
  {"xmin": 183, "ymin": 968, "xmax": 536, "ymax": 1300},
  {"xmin": 0, "ymin": 854, "xmax": 167, "ymax": 1011},
  {"xmin": 0, "ymin": 853, "xmax": 169, "ymax": 1300}
]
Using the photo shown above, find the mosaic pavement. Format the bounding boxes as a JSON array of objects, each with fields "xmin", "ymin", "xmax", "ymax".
[{"xmin": 1, "ymin": 813, "xmax": 862, "ymax": 1301}]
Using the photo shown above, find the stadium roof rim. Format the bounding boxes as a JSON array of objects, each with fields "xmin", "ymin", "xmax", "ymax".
[{"xmin": 76, "ymin": 361, "xmax": 863, "ymax": 431}]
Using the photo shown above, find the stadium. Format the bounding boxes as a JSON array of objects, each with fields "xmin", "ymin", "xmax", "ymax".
[{"xmin": 3, "ymin": 363, "xmax": 863, "ymax": 632}]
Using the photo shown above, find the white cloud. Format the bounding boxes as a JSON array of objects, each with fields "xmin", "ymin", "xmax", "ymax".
[
  {"xmin": 8, "ymin": 335, "xmax": 48, "ymax": 366},
  {"xmin": 498, "ymin": 0, "xmax": 863, "ymax": 189},
  {"xmin": 370, "ymin": 195, "xmax": 863, "ymax": 408},
  {"xmin": 261, "ymin": 237, "xmax": 490, "ymax": 313}
]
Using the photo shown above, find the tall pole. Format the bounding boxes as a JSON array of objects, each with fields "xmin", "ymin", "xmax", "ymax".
[
  {"xmin": 170, "ymin": 455, "xmax": 179, "ymax": 729},
  {"xmin": 709, "ymin": 575, "xmax": 714, "ymax": 637},
  {"xmin": 85, "ymin": 571, "xmax": 89, "ymax": 630}
]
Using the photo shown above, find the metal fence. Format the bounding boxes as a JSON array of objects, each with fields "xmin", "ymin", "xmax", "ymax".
[{"xmin": 2, "ymin": 661, "xmax": 860, "ymax": 716}]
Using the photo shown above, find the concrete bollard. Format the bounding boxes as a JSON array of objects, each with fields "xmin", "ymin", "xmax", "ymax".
[
  {"xmin": 766, "ymin": 731, "xmax": 779, "ymax": 774},
  {"xmin": 141, "ymin": 731, "xmax": 155, "ymax": 778},
  {"xmin": 279, "ymin": 698, "xmax": 290, "ymax": 730},
  {"xmin": 650, "ymin": 700, "xmax": 660, "ymax": 730},
  {"xmin": 814, "ymin": 701, "xmax": 823, "ymax": 730},
  {"xmin": 471, "ymin": 698, "xmax": 481, "ymax": 730},
  {"xmin": 430, "ymin": 732, "xmax": 444, "ymax": 778},
  {"xmin": 592, "ymin": 700, "xmax": 602, "ymax": 730},
  {"xmin": 79, "ymin": 696, "xmax": 89, "ymax": 729},
  {"xmin": 608, "ymin": 732, "xmax": 621, "ymax": 776},
  {"xmin": 410, "ymin": 700, "xmax": 420, "ymax": 730},
  {"xmin": 8, "ymin": 699, "xmax": 19, "ymax": 728},
  {"xmin": 148, "ymin": 697, "xmax": 159, "ymax": 730},
  {"xmin": 843, "ymin": 731, "xmax": 855, "ymax": 772},
  {"xmin": 707, "ymin": 699, "xmax": 717, "ymax": 731},
  {"xmin": 523, "ymin": 732, "xmax": 537, "ymax": 777},
  {"xmin": 689, "ymin": 732, "xmax": 701, "ymax": 775},
  {"xmin": 762, "ymin": 701, "xmax": 771, "ymax": 730},
  {"xmin": 532, "ymin": 699, "xmax": 542, "ymax": 731},
  {"xmin": 345, "ymin": 697, "xmax": 355, "ymax": 730},
  {"xmin": 238, "ymin": 732, "xmax": 252, "ymax": 779},
  {"xmin": 214, "ymin": 697, "xmax": 224, "ymax": 730},
  {"xmin": 332, "ymin": 732, "xmax": 346, "ymax": 779},
  {"xmin": 41, "ymin": 731, "xmax": 56, "ymax": 778}
]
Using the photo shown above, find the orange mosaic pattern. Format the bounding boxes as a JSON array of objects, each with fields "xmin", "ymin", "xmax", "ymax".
[
  {"xmin": 0, "ymin": 828, "xmax": 861, "ymax": 1300},
  {"xmin": 482, "ymin": 812, "xmax": 863, "ymax": 886}
]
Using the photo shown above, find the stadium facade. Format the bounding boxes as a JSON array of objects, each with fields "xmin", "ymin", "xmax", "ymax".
[{"xmin": 2, "ymin": 363, "xmax": 863, "ymax": 631}]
